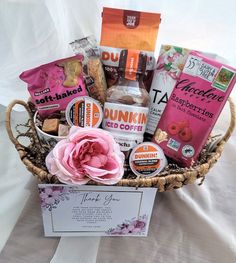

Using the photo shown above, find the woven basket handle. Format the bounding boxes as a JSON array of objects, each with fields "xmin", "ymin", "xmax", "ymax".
[
  {"xmin": 219, "ymin": 97, "xmax": 236, "ymax": 143},
  {"xmin": 5, "ymin": 99, "xmax": 40, "ymax": 150}
]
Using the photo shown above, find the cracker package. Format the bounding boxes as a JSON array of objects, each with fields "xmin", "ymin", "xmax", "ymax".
[
  {"xmin": 70, "ymin": 35, "xmax": 99, "ymax": 63},
  {"xmin": 100, "ymin": 7, "xmax": 161, "ymax": 90},
  {"xmin": 153, "ymin": 51, "xmax": 236, "ymax": 167},
  {"xmin": 20, "ymin": 55, "xmax": 86, "ymax": 118}
]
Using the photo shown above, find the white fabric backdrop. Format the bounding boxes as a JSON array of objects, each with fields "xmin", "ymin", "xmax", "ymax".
[
  {"xmin": 0, "ymin": 0, "xmax": 236, "ymax": 107},
  {"xmin": 1, "ymin": 0, "xmax": 236, "ymax": 262}
]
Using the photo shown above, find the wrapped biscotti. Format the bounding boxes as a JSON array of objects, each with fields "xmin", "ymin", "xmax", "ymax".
[{"xmin": 87, "ymin": 57, "xmax": 107, "ymax": 105}]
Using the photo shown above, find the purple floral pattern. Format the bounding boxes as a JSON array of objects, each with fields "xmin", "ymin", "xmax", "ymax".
[
  {"xmin": 39, "ymin": 186, "xmax": 70, "ymax": 211},
  {"xmin": 106, "ymin": 215, "xmax": 148, "ymax": 235}
]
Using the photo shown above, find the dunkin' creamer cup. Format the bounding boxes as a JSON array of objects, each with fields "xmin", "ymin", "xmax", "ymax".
[
  {"xmin": 66, "ymin": 96, "xmax": 103, "ymax": 128},
  {"xmin": 153, "ymin": 51, "xmax": 236, "ymax": 167}
]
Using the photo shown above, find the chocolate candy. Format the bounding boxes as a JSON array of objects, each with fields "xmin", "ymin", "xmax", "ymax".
[
  {"xmin": 58, "ymin": 124, "xmax": 70, "ymax": 137},
  {"xmin": 42, "ymin": 118, "xmax": 60, "ymax": 135}
]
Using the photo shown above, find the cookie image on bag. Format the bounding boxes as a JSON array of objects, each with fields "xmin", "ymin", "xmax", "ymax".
[{"xmin": 58, "ymin": 59, "xmax": 82, "ymax": 87}]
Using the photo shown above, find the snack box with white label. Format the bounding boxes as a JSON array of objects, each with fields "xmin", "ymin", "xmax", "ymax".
[{"xmin": 152, "ymin": 51, "xmax": 236, "ymax": 167}]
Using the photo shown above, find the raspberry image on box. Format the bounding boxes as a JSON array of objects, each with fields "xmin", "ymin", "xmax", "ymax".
[
  {"xmin": 167, "ymin": 120, "xmax": 192, "ymax": 142},
  {"xmin": 178, "ymin": 126, "xmax": 192, "ymax": 142}
]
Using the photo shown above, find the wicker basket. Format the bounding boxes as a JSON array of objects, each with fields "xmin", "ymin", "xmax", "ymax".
[{"xmin": 5, "ymin": 98, "xmax": 236, "ymax": 192}]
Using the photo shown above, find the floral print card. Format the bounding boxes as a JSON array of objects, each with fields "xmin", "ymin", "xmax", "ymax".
[{"xmin": 38, "ymin": 185, "xmax": 157, "ymax": 237}]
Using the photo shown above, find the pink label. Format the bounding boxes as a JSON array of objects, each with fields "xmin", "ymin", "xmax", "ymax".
[
  {"xmin": 20, "ymin": 55, "xmax": 86, "ymax": 118},
  {"xmin": 153, "ymin": 51, "xmax": 236, "ymax": 167}
]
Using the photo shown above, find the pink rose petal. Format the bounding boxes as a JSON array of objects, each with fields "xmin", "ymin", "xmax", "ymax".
[
  {"xmin": 69, "ymin": 127, "xmax": 112, "ymax": 154},
  {"xmin": 86, "ymin": 154, "xmax": 108, "ymax": 168},
  {"xmin": 45, "ymin": 151, "xmax": 59, "ymax": 174},
  {"xmin": 46, "ymin": 127, "xmax": 125, "ymax": 185},
  {"xmin": 102, "ymin": 157, "xmax": 119, "ymax": 171},
  {"xmin": 56, "ymin": 171, "xmax": 90, "ymax": 185},
  {"xmin": 83, "ymin": 164, "xmax": 119, "ymax": 177},
  {"xmin": 52, "ymin": 139, "xmax": 71, "ymax": 159}
]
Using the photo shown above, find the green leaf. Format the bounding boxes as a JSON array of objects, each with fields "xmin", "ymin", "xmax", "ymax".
[
  {"xmin": 174, "ymin": 47, "xmax": 183, "ymax": 54},
  {"xmin": 164, "ymin": 63, "xmax": 172, "ymax": 71}
]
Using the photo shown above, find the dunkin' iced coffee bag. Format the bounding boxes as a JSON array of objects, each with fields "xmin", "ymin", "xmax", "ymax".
[
  {"xmin": 100, "ymin": 7, "xmax": 161, "ymax": 91},
  {"xmin": 153, "ymin": 51, "xmax": 236, "ymax": 167}
]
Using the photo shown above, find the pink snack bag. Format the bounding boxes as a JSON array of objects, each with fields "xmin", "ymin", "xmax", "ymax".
[
  {"xmin": 20, "ymin": 55, "xmax": 86, "ymax": 118},
  {"xmin": 152, "ymin": 51, "xmax": 236, "ymax": 167}
]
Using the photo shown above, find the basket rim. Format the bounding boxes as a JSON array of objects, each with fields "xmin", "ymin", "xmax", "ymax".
[
  {"xmin": 18, "ymin": 140, "xmax": 224, "ymax": 191},
  {"xmin": 5, "ymin": 98, "xmax": 236, "ymax": 192}
]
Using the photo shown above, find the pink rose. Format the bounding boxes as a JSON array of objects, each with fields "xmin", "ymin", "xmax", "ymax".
[{"xmin": 46, "ymin": 126, "xmax": 125, "ymax": 185}]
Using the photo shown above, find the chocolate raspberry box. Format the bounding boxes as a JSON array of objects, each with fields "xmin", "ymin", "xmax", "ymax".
[{"xmin": 153, "ymin": 51, "xmax": 236, "ymax": 167}]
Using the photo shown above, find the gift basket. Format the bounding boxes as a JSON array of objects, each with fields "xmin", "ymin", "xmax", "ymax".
[
  {"xmin": 5, "ymin": 97, "xmax": 236, "ymax": 192},
  {"xmin": 5, "ymin": 7, "xmax": 236, "ymax": 192}
]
